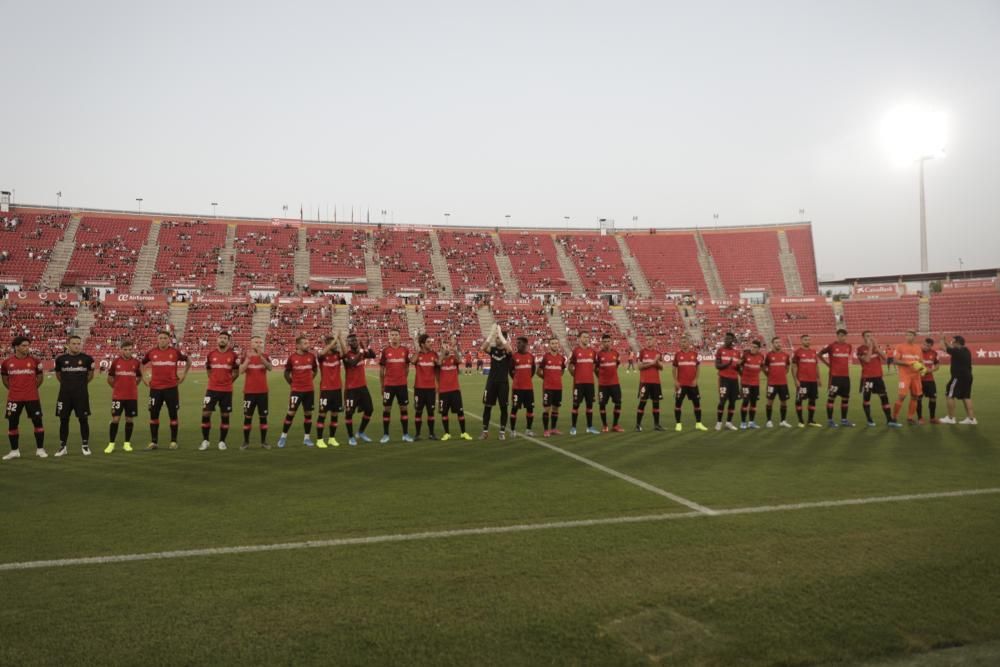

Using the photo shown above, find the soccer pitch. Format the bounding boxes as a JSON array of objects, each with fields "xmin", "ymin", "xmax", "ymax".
[{"xmin": 2, "ymin": 368, "xmax": 998, "ymax": 666}]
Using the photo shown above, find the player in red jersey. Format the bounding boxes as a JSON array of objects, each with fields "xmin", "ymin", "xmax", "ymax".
[
  {"xmin": 342, "ymin": 333, "xmax": 377, "ymax": 445},
  {"xmin": 104, "ymin": 340, "xmax": 142, "ymax": 453},
  {"xmin": 380, "ymin": 328, "xmax": 412, "ymax": 443},
  {"xmin": 715, "ymin": 332, "xmax": 741, "ymax": 431},
  {"xmin": 410, "ymin": 333, "xmax": 439, "ymax": 440},
  {"xmin": 199, "ymin": 331, "xmax": 240, "ymax": 451},
  {"xmin": 508, "ymin": 336, "xmax": 537, "ymax": 436},
  {"xmin": 626, "ymin": 350, "xmax": 636, "ymax": 373},
  {"xmin": 916, "ymin": 337, "xmax": 940, "ymax": 424},
  {"xmin": 278, "ymin": 335, "xmax": 318, "ymax": 448},
  {"xmin": 635, "ymin": 344, "xmax": 665, "ymax": 431},
  {"xmin": 856, "ymin": 330, "xmax": 898, "ymax": 427},
  {"xmin": 762, "ymin": 337, "xmax": 792, "ymax": 428},
  {"xmin": 538, "ymin": 337, "xmax": 566, "ymax": 437},
  {"xmin": 568, "ymin": 331, "xmax": 598, "ymax": 435},
  {"xmin": 316, "ymin": 333, "xmax": 345, "ymax": 448},
  {"xmin": 672, "ymin": 335, "xmax": 707, "ymax": 431},
  {"xmin": 792, "ymin": 334, "xmax": 821, "ymax": 427},
  {"xmin": 738, "ymin": 340, "xmax": 765, "ymax": 429},
  {"xmin": 437, "ymin": 335, "xmax": 472, "ymax": 441},
  {"xmin": 819, "ymin": 328, "xmax": 855, "ymax": 427},
  {"xmin": 596, "ymin": 334, "xmax": 623, "ymax": 432},
  {"xmin": 463, "ymin": 350, "xmax": 474, "ymax": 375},
  {"xmin": 142, "ymin": 330, "xmax": 191, "ymax": 449},
  {"xmin": 2, "ymin": 336, "xmax": 46, "ymax": 460},
  {"xmin": 239, "ymin": 335, "xmax": 273, "ymax": 449}
]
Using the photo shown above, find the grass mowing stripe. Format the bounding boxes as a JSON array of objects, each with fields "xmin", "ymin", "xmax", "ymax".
[
  {"xmin": 465, "ymin": 411, "xmax": 719, "ymax": 515},
  {"xmin": 3, "ymin": 486, "xmax": 997, "ymax": 573}
]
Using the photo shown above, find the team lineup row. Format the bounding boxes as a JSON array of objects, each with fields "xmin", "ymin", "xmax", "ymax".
[{"xmin": 0, "ymin": 324, "xmax": 978, "ymax": 460}]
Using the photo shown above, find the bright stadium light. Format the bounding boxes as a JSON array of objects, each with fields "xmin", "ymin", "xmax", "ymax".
[
  {"xmin": 880, "ymin": 104, "xmax": 947, "ymax": 165},
  {"xmin": 881, "ymin": 104, "xmax": 947, "ymax": 274}
]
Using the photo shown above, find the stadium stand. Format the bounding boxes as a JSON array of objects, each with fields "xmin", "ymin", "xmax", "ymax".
[
  {"xmin": 695, "ymin": 303, "xmax": 761, "ymax": 352},
  {"xmin": 556, "ymin": 234, "xmax": 635, "ymax": 296},
  {"xmin": 841, "ymin": 296, "xmax": 920, "ymax": 338},
  {"xmin": 626, "ymin": 301, "xmax": 688, "ymax": 350},
  {"xmin": 0, "ymin": 212, "xmax": 70, "ymax": 289},
  {"xmin": 85, "ymin": 302, "xmax": 172, "ymax": 361},
  {"xmin": 437, "ymin": 230, "xmax": 502, "ymax": 292},
  {"xmin": 491, "ymin": 302, "xmax": 555, "ymax": 355},
  {"xmin": 307, "ymin": 226, "xmax": 367, "ymax": 278},
  {"xmin": 560, "ymin": 301, "xmax": 627, "ymax": 342},
  {"xmin": 784, "ymin": 227, "xmax": 820, "ymax": 294},
  {"xmin": 267, "ymin": 300, "xmax": 334, "ymax": 353},
  {"xmin": 419, "ymin": 301, "xmax": 482, "ymax": 352},
  {"xmin": 499, "ymin": 232, "xmax": 566, "ymax": 294},
  {"xmin": 233, "ymin": 224, "xmax": 297, "ymax": 294},
  {"xmin": 1, "ymin": 299, "xmax": 79, "ymax": 359},
  {"xmin": 372, "ymin": 229, "xmax": 439, "ymax": 294},
  {"xmin": 772, "ymin": 300, "xmax": 837, "ymax": 342},
  {"xmin": 152, "ymin": 220, "xmax": 227, "ymax": 290},
  {"xmin": 349, "ymin": 301, "xmax": 409, "ymax": 350},
  {"xmin": 930, "ymin": 292, "xmax": 1000, "ymax": 339},
  {"xmin": 703, "ymin": 230, "xmax": 785, "ymax": 296},
  {"xmin": 180, "ymin": 302, "xmax": 256, "ymax": 361},
  {"xmin": 623, "ymin": 232, "xmax": 709, "ymax": 297},
  {"xmin": 63, "ymin": 217, "xmax": 149, "ymax": 289}
]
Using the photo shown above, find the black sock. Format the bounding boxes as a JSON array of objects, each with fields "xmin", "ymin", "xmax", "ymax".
[
  {"xmin": 124, "ymin": 421, "xmax": 134, "ymax": 442},
  {"xmin": 59, "ymin": 418, "xmax": 70, "ymax": 448},
  {"xmin": 220, "ymin": 414, "xmax": 229, "ymax": 442},
  {"xmin": 482, "ymin": 405, "xmax": 493, "ymax": 430},
  {"xmin": 79, "ymin": 418, "xmax": 89, "ymax": 446},
  {"xmin": 109, "ymin": 420, "xmax": 120, "ymax": 443}
]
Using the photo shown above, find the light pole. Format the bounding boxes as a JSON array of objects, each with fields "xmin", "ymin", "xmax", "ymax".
[
  {"xmin": 917, "ymin": 155, "xmax": 936, "ymax": 273},
  {"xmin": 632, "ymin": 215, "xmax": 638, "ymax": 229},
  {"xmin": 56, "ymin": 191, "xmax": 62, "ymax": 209},
  {"xmin": 713, "ymin": 212, "xmax": 719, "ymax": 229},
  {"xmin": 282, "ymin": 204, "xmax": 288, "ymax": 218},
  {"xmin": 211, "ymin": 202, "xmax": 218, "ymax": 218},
  {"xmin": 444, "ymin": 212, "xmax": 450, "ymax": 225},
  {"xmin": 505, "ymin": 214, "xmax": 511, "ymax": 228},
  {"xmin": 136, "ymin": 197, "xmax": 143, "ymax": 213},
  {"xmin": 564, "ymin": 215, "xmax": 570, "ymax": 230},
  {"xmin": 798, "ymin": 208, "xmax": 805, "ymax": 220}
]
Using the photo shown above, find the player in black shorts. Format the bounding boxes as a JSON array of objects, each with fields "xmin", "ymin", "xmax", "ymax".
[
  {"xmin": 2, "ymin": 336, "xmax": 47, "ymax": 460},
  {"xmin": 480, "ymin": 323, "xmax": 512, "ymax": 440},
  {"xmin": 941, "ymin": 334, "xmax": 976, "ymax": 424},
  {"xmin": 54, "ymin": 335, "xmax": 96, "ymax": 457},
  {"xmin": 342, "ymin": 334, "xmax": 377, "ymax": 446}
]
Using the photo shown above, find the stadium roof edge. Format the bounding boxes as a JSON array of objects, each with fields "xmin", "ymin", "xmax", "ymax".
[
  {"xmin": 7, "ymin": 203, "xmax": 812, "ymax": 235},
  {"xmin": 822, "ymin": 268, "xmax": 1000, "ymax": 285}
]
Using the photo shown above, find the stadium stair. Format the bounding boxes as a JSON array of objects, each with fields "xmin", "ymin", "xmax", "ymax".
[
  {"xmin": 251, "ymin": 304, "xmax": 271, "ymax": 343},
  {"xmin": 610, "ymin": 306, "xmax": 640, "ymax": 352},
  {"xmin": 777, "ymin": 229, "xmax": 805, "ymax": 296},
  {"xmin": 615, "ymin": 235, "xmax": 652, "ymax": 298},
  {"xmin": 547, "ymin": 306, "xmax": 570, "ymax": 352},
  {"xmin": 332, "ymin": 301, "xmax": 350, "ymax": 334},
  {"xmin": 694, "ymin": 231, "xmax": 727, "ymax": 300},
  {"xmin": 294, "ymin": 226, "xmax": 310, "ymax": 291},
  {"xmin": 363, "ymin": 232, "xmax": 384, "ymax": 298},
  {"xmin": 38, "ymin": 213, "xmax": 82, "ymax": 289},
  {"xmin": 552, "ymin": 236, "xmax": 586, "ymax": 297},
  {"xmin": 426, "ymin": 229, "xmax": 454, "ymax": 296},
  {"xmin": 130, "ymin": 220, "xmax": 161, "ymax": 294},
  {"xmin": 752, "ymin": 303, "xmax": 776, "ymax": 341},
  {"xmin": 919, "ymin": 298, "xmax": 931, "ymax": 334},
  {"xmin": 74, "ymin": 304, "xmax": 96, "ymax": 341},
  {"xmin": 476, "ymin": 304, "xmax": 496, "ymax": 340},
  {"xmin": 491, "ymin": 232, "xmax": 521, "ymax": 297},
  {"xmin": 169, "ymin": 301, "xmax": 190, "ymax": 341},
  {"xmin": 405, "ymin": 304, "xmax": 425, "ymax": 338},
  {"xmin": 215, "ymin": 224, "xmax": 237, "ymax": 294}
]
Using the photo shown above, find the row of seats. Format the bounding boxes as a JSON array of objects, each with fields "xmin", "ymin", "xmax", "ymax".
[
  {"xmin": 436, "ymin": 231, "xmax": 501, "ymax": 291},
  {"xmin": 557, "ymin": 234, "xmax": 636, "ymax": 296},
  {"xmin": 419, "ymin": 303, "xmax": 481, "ymax": 353},
  {"xmin": 85, "ymin": 304, "xmax": 172, "ymax": 359},
  {"xmin": 233, "ymin": 224, "xmax": 297, "ymax": 294},
  {"xmin": 0, "ymin": 212, "xmax": 71, "ymax": 288},
  {"xmin": 153, "ymin": 220, "xmax": 227, "ymax": 291},
  {"xmin": 63, "ymin": 217, "xmax": 150, "ymax": 288},
  {"xmin": 181, "ymin": 303, "xmax": 256, "ymax": 360},
  {"xmin": 499, "ymin": 232, "xmax": 565, "ymax": 293}
]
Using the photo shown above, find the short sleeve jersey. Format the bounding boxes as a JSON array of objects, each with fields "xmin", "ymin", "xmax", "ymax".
[
  {"xmin": 142, "ymin": 347, "xmax": 188, "ymax": 390},
  {"xmin": 242, "ymin": 354, "xmax": 270, "ymax": 394},
  {"xmin": 716, "ymin": 346, "xmax": 740, "ymax": 380},
  {"xmin": 820, "ymin": 342, "xmax": 852, "ymax": 378},
  {"xmin": 921, "ymin": 349, "xmax": 939, "ymax": 377},
  {"xmin": 764, "ymin": 351, "xmax": 790, "ymax": 386},
  {"xmin": 285, "ymin": 352, "xmax": 318, "ymax": 393},
  {"xmin": 380, "ymin": 346, "xmax": 410, "ymax": 387},
  {"xmin": 109, "ymin": 356, "xmax": 142, "ymax": 401},
  {"xmin": 318, "ymin": 352, "xmax": 343, "ymax": 391},
  {"xmin": 856, "ymin": 345, "xmax": 884, "ymax": 379},
  {"xmin": 414, "ymin": 351, "xmax": 439, "ymax": 390},
  {"xmin": 739, "ymin": 351, "xmax": 764, "ymax": 387},
  {"xmin": 54, "ymin": 353, "xmax": 95, "ymax": 393},
  {"xmin": 569, "ymin": 347, "xmax": 596, "ymax": 385},
  {"xmin": 510, "ymin": 352, "xmax": 536, "ymax": 391},
  {"xmin": 672, "ymin": 350, "xmax": 699, "ymax": 387},
  {"xmin": 343, "ymin": 349, "xmax": 376, "ymax": 390},
  {"xmin": 206, "ymin": 349, "xmax": 239, "ymax": 392},
  {"xmin": 596, "ymin": 349, "xmax": 620, "ymax": 386},
  {"xmin": 638, "ymin": 349, "xmax": 662, "ymax": 384},
  {"xmin": 541, "ymin": 353, "xmax": 566, "ymax": 391},
  {"xmin": 437, "ymin": 353, "xmax": 461, "ymax": 393},
  {"xmin": 792, "ymin": 347, "xmax": 819, "ymax": 383},
  {"xmin": 1, "ymin": 355, "xmax": 43, "ymax": 401}
]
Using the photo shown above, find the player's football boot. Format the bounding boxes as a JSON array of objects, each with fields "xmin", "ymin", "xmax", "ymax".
[
  {"xmin": 498, "ymin": 430, "xmax": 506, "ymax": 441},
  {"xmin": 808, "ymin": 422, "xmax": 822, "ymax": 428},
  {"xmin": 930, "ymin": 418, "xmax": 940, "ymax": 424},
  {"xmin": 123, "ymin": 442, "xmax": 133, "ymax": 452},
  {"xmin": 586, "ymin": 427, "xmax": 600, "ymax": 434},
  {"xmin": 725, "ymin": 422, "xmax": 738, "ymax": 431},
  {"xmin": 478, "ymin": 431, "xmax": 489, "ymax": 440},
  {"xmin": 867, "ymin": 421, "xmax": 877, "ymax": 427},
  {"xmin": 612, "ymin": 425, "xmax": 624, "ymax": 433},
  {"xmin": 779, "ymin": 421, "xmax": 792, "ymax": 428},
  {"xmin": 739, "ymin": 423, "xmax": 747, "ymax": 430},
  {"xmin": 714, "ymin": 422, "xmax": 723, "ymax": 431},
  {"xmin": 215, "ymin": 441, "xmax": 226, "ymax": 451},
  {"xmin": 654, "ymin": 425, "xmax": 666, "ymax": 431},
  {"xmin": 329, "ymin": 438, "xmax": 340, "ymax": 447},
  {"xmin": 439, "ymin": 433, "xmax": 451, "ymax": 441},
  {"xmin": 938, "ymin": 416, "xmax": 956, "ymax": 424},
  {"xmin": 379, "ymin": 434, "xmax": 391, "ymax": 444},
  {"xmin": 840, "ymin": 419, "xmax": 854, "ymax": 427},
  {"xmin": 168, "ymin": 442, "xmax": 178, "ymax": 450},
  {"xmin": 199, "ymin": 440, "xmax": 211, "ymax": 451},
  {"xmin": 55, "ymin": 447, "xmax": 68, "ymax": 457},
  {"xmin": 104, "ymin": 443, "xmax": 116, "ymax": 454},
  {"xmin": 747, "ymin": 422, "xmax": 760, "ymax": 429},
  {"xmin": 765, "ymin": 421, "xmax": 774, "ymax": 428},
  {"xmin": 569, "ymin": 427, "xmax": 577, "ymax": 435},
  {"xmin": 315, "ymin": 438, "xmax": 326, "ymax": 448},
  {"xmin": 2, "ymin": 450, "xmax": 20, "ymax": 460},
  {"xmin": 600, "ymin": 426, "xmax": 609, "ymax": 433},
  {"xmin": 82, "ymin": 446, "xmax": 91, "ymax": 456},
  {"xmin": 401, "ymin": 433, "xmax": 414, "ymax": 442},
  {"xmin": 675, "ymin": 423, "xmax": 683, "ymax": 432},
  {"xmin": 550, "ymin": 429, "xmax": 563, "ymax": 436},
  {"xmin": 959, "ymin": 418, "xmax": 978, "ymax": 425},
  {"xmin": 524, "ymin": 430, "xmax": 535, "ymax": 437},
  {"xmin": 146, "ymin": 442, "xmax": 158, "ymax": 450},
  {"xmin": 827, "ymin": 420, "xmax": 839, "ymax": 428},
  {"xmin": 358, "ymin": 432, "xmax": 373, "ymax": 443},
  {"xmin": 277, "ymin": 434, "xmax": 288, "ymax": 448},
  {"xmin": 36, "ymin": 448, "xmax": 48, "ymax": 458},
  {"xmin": 348, "ymin": 437, "xmax": 358, "ymax": 446},
  {"xmin": 887, "ymin": 421, "xmax": 903, "ymax": 428},
  {"xmin": 427, "ymin": 434, "xmax": 437, "ymax": 441},
  {"xmin": 695, "ymin": 423, "xmax": 708, "ymax": 431},
  {"xmin": 459, "ymin": 432, "xmax": 473, "ymax": 440},
  {"xmin": 303, "ymin": 435, "xmax": 315, "ymax": 447}
]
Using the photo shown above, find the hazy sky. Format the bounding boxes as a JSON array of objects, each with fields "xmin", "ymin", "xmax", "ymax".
[{"xmin": 2, "ymin": 0, "xmax": 998, "ymax": 280}]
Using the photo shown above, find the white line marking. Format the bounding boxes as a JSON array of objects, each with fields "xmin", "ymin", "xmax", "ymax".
[
  {"xmin": 3, "ymin": 487, "xmax": 996, "ymax": 572},
  {"xmin": 466, "ymin": 411, "xmax": 717, "ymax": 515}
]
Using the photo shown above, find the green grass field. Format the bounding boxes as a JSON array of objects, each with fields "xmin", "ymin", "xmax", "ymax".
[{"xmin": 1, "ymin": 367, "xmax": 997, "ymax": 666}]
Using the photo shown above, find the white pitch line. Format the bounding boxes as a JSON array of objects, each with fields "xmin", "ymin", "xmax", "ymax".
[
  {"xmin": 1, "ymin": 487, "xmax": 997, "ymax": 573},
  {"xmin": 465, "ymin": 412, "xmax": 717, "ymax": 515}
]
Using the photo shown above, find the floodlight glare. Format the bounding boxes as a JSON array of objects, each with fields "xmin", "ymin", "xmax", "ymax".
[{"xmin": 881, "ymin": 104, "xmax": 947, "ymax": 165}]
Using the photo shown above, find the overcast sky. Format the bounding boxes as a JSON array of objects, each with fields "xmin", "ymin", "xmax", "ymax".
[{"xmin": 2, "ymin": 0, "xmax": 998, "ymax": 280}]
